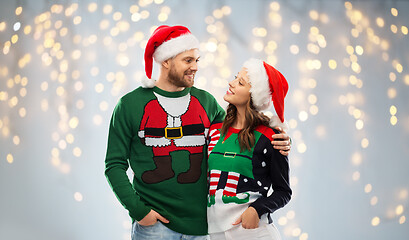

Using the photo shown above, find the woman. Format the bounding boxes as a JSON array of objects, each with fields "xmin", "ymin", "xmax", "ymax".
[{"xmin": 207, "ymin": 58, "xmax": 292, "ymax": 240}]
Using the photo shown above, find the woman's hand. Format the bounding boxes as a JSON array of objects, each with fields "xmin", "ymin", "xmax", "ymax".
[
  {"xmin": 232, "ymin": 207, "xmax": 260, "ymax": 229},
  {"xmin": 138, "ymin": 209, "xmax": 169, "ymax": 226},
  {"xmin": 271, "ymin": 127, "xmax": 291, "ymax": 156}
]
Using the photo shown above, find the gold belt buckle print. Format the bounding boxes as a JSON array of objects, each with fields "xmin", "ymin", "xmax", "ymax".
[
  {"xmin": 223, "ymin": 152, "xmax": 236, "ymax": 158},
  {"xmin": 165, "ymin": 126, "xmax": 183, "ymax": 139}
]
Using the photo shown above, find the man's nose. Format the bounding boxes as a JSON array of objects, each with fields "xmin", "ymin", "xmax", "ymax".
[{"xmin": 190, "ymin": 61, "xmax": 198, "ymax": 71}]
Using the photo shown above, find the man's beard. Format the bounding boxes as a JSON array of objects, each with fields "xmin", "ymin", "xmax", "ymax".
[{"xmin": 168, "ymin": 63, "xmax": 194, "ymax": 88}]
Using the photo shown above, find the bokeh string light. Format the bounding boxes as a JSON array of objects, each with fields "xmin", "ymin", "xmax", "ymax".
[
  {"xmin": 343, "ymin": 1, "xmax": 407, "ymax": 228},
  {"xmin": 1, "ymin": 1, "xmax": 408, "ymax": 239}
]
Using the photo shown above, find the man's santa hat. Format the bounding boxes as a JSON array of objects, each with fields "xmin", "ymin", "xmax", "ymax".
[
  {"xmin": 243, "ymin": 58, "xmax": 289, "ymax": 128},
  {"xmin": 142, "ymin": 25, "xmax": 200, "ymax": 88}
]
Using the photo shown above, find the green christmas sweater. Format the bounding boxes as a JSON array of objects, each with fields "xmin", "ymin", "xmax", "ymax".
[
  {"xmin": 207, "ymin": 123, "xmax": 292, "ymax": 233},
  {"xmin": 105, "ymin": 86, "xmax": 225, "ymax": 235}
]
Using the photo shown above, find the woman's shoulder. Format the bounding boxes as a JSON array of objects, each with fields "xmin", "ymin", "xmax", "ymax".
[
  {"xmin": 209, "ymin": 122, "xmax": 223, "ymax": 130},
  {"xmin": 255, "ymin": 125, "xmax": 278, "ymax": 141}
]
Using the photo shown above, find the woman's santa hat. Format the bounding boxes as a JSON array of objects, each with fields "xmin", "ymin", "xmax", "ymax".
[
  {"xmin": 142, "ymin": 25, "xmax": 200, "ymax": 88},
  {"xmin": 243, "ymin": 58, "xmax": 289, "ymax": 128}
]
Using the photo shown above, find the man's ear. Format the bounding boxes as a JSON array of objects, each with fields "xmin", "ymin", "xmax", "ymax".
[{"xmin": 162, "ymin": 59, "xmax": 171, "ymax": 69}]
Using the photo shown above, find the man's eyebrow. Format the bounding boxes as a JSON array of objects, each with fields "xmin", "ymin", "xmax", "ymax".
[{"xmin": 183, "ymin": 56, "xmax": 199, "ymax": 60}]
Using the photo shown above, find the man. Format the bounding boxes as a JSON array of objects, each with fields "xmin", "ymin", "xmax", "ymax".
[{"xmin": 105, "ymin": 25, "xmax": 291, "ymax": 239}]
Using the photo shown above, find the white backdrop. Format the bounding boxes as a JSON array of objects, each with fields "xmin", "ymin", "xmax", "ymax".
[{"xmin": 1, "ymin": 0, "xmax": 408, "ymax": 239}]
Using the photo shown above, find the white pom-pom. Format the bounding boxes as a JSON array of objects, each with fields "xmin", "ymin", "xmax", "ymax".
[
  {"xmin": 141, "ymin": 78, "xmax": 156, "ymax": 88},
  {"xmin": 269, "ymin": 115, "xmax": 289, "ymax": 132}
]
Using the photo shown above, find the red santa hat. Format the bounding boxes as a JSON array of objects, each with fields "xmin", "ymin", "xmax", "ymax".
[
  {"xmin": 243, "ymin": 58, "xmax": 289, "ymax": 124},
  {"xmin": 142, "ymin": 25, "xmax": 200, "ymax": 88}
]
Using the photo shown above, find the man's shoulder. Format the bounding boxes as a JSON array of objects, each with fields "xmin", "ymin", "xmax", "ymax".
[
  {"xmin": 190, "ymin": 86, "xmax": 212, "ymax": 95},
  {"xmin": 190, "ymin": 86, "xmax": 215, "ymax": 100},
  {"xmin": 121, "ymin": 86, "xmax": 152, "ymax": 102}
]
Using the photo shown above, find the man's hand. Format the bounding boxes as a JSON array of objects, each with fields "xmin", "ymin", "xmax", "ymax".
[
  {"xmin": 232, "ymin": 207, "xmax": 260, "ymax": 229},
  {"xmin": 271, "ymin": 127, "xmax": 291, "ymax": 156},
  {"xmin": 138, "ymin": 209, "xmax": 169, "ymax": 226}
]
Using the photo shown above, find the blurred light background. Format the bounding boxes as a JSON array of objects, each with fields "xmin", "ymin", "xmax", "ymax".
[{"xmin": 1, "ymin": 0, "xmax": 408, "ymax": 239}]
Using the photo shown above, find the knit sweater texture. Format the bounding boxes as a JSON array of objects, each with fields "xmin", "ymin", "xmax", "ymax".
[
  {"xmin": 207, "ymin": 123, "xmax": 292, "ymax": 233},
  {"xmin": 105, "ymin": 86, "xmax": 225, "ymax": 235}
]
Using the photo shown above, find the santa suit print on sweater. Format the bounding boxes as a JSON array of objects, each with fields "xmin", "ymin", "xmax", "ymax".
[
  {"xmin": 105, "ymin": 86, "xmax": 225, "ymax": 235},
  {"xmin": 138, "ymin": 90, "xmax": 210, "ymax": 184},
  {"xmin": 207, "ymin": 123, "xmax": 292, "ymax": 234}
]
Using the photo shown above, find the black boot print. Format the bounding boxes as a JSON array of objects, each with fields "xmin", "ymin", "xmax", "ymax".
[
  {"xmin": 177, "ymin": 153, "xmax": 203, "ymax": 184},
  {"xmin": 142, "ymin": 156, "xmax": 175, "ymax": 184}
]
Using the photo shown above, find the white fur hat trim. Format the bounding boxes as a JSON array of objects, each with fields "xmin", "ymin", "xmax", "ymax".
[
  {"xmin": 243, "ymin": 58, "xmax": 272, "ymax": 111},
  {"xmin": 153, "ymin": 34, "xmax": 199, "ymax": 63}
]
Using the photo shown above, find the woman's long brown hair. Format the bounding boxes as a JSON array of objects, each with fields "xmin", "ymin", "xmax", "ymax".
[{"xmin": 221, "ymin": 99, "xmax": 271, "ymax": 152}]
